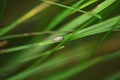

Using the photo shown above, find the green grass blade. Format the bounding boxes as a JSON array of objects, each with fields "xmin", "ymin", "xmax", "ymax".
[
  {"xmin": 44, "ymin": 0, "xmax": 98, "ymax": 31},
  {"xmin": 44, "ymin": 0, "xmax": 85, "ymax": 30},
  {"xmin": 71, "ymin": 0, "xmax": 98, "ymax": 14},
  {"xmin": 68, "ymin": 15, "xmax": 120, "ymax": 40},
  {"xmin": 0, "ymin": 39, "xmax": 56, "ymax": 54},
  {"xmin": 0, "ymin": 0, "xmax": 58, "ymax": 36}
]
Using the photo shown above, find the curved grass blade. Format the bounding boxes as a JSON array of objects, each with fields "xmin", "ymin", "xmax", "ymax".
[
  {"xmin": 0, "ymin": 31, "xmax": 55, "ymax": 40},
  {"xmin": 44, "ymin": 0, "xmax": 85, "ymax": 30},
  {"xmin": 72, "ymin": 0, "xmax": 98, "ymax": 14},
  {"xmin": 68, "ymin": 15, "xmax": 120, "ymax": 41},
  {"xmin": 44, "ymin": 0, "xmax": 98, "ymax": 31},
  {"xmin": 0, "ymin": 46, "xmax": 64, "ymax": 72}
]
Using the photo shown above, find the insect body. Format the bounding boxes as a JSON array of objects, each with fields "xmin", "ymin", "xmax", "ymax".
[{"xmin": 54, "ymin": 36, "xmax": 63, "ymax": 42}]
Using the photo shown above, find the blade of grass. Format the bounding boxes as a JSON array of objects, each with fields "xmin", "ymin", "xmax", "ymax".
[
  {"xmin": 12, "ymin": 15, "xmax": 120, "ymax": 79},
  {"xmin": 15, "ymin": 2, "xmax": 119, "ymax": 72},
  {"xmin": 0, "ymin": 46, "xmax": 64, "ymax": 72},
  {"xmin": 44, "ymin": 0, "xmax": 98, "ymax": 31},
  {"xmin": 44, "ymin": 0, "xmax": 85, "ymax": 30},
  {"xmin": 0, "ymin": 39, "xmax": 57, "ymax": 54},
  {"xmin": 52, "ymin": 15, "xmax": 120, "ymax": 56},
  {"xmin": 71, "ymin": 0, "xmax": 98, "ymax": 14},
  {"xmin": 68, "ymin": 15, "xmax": 120, "ymax": 40},
  {"xmin": 0, "ymin": 32, "xmax": 55, "ymax": 40},
  {"xmin": 41, "ymin": 0, "xmax": 101, "ymax": 20},
  {"xmin": 79, "ymin": 16, "xmax": 120, "ymax": 60},
  {"xmin": 100, "ymin": 0, "xmax": 120, "ymax": 19},
  {"xmin": 0, "ymin": 0, "xmax": 58, "ymax": 36},
  {"xmin": 7, "ymin": 50, "xmax": 120, "ymax": 80}
]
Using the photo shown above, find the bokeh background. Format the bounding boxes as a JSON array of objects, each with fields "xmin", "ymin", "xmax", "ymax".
[{"xmin": 0, "ymin": 0, "xmax": 120, "ymax": 80}]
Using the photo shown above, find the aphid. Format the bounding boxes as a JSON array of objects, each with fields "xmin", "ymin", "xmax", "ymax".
[{"xmin": 54, "ymin": 36, "xmax": 63, "ymax": 42}]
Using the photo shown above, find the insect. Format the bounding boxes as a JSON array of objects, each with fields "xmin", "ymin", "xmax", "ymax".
[{"xmin": 54, "ymin": 36, "xmax": 63, "ymax": 42}]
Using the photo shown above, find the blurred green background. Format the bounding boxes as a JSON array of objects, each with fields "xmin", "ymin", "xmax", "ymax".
[{"xmin": 0, "ymin": 0, "xmax": 120, "ymax": 80}]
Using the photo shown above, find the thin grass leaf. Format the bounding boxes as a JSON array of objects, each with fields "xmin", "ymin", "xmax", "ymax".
[
  {"xmin": 0, "ymin": 31, "xmax": 55, "ymax": 40},
  {"xmin": 0, "ymin": 0, "xmax": 58, "ymax": 36},
  {"xmin": 41, "ymin": 0, "xmax": 101, "ymax": 20},
  {"xmin": 0, "ymin": 39, "xmax": 57, "ymax": 54},
  {"xmin": 1, "ymin": 1, "xmax": 119, "ymax": 79},
  {"xmin": 78, "ymin": 17, "xmax": 120, "ymax": 63},
  {"xmin": 44, "ymin": 0, "xmax": 98, "ymax": 31}
]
